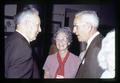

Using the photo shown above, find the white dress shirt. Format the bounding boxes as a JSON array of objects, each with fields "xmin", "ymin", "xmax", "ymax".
[{"xmin": 79, "ymin": 31, "xmax": 100, "ymax": 64}]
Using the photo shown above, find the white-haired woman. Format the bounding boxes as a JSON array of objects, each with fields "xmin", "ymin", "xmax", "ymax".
[
  {"xmin": 43, "ymin": 27, "xmax": 80, "ymax": 78},
  {"xmin": 97, "ymin": 30, "xmax": 115, "ymax": 78}
]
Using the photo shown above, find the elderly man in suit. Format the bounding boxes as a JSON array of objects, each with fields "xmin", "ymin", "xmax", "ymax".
[
  {"xmin": 73, "ymin": 10, "xmax": 104, "ymax": 78},
  {"xmin": 5, "ymin": 5, "xmax": 41, "ymax": 78}
]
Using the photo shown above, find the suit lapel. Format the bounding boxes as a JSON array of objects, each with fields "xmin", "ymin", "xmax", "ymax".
[
  {"xmin": 84, "ymin": 34, "xmax": 103, "ymax": 59},
  {"xmin": 76, "ymin": 34, "xmax": 103, "ymax": 78}
]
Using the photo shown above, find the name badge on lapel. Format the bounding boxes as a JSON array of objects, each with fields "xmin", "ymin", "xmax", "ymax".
[{"xmin": 82, "ymin": 58, "xmax": 85, "ymax": 64}]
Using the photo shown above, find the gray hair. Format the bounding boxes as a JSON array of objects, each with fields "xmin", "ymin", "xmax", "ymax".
[
  {"xmin": 75, "ymin": 10, "xmax": 99, "ymax": 28},
  {"xmin": 15, "ymin": 6, "xmax": 39, "ymax": 25},
  {"xmin": 53, "ymin": 27, "xmax": 72, "ymax": 44}
]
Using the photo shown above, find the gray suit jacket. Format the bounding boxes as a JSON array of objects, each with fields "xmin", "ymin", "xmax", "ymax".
[
  {"xmin": 76, "ymin": 34, "xmax": 104, "ymax": 78},
  {"xmin": 5, "ymin": 32, "xmax": 39, "ymax": 78}
]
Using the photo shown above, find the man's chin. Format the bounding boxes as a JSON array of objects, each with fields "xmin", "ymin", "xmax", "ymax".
[
  {"xmin": 78, "ymin": 38, "xmax": 81, "ymax": 42},
  {"xmin": 77, "ymin": 36, "xmax": 80, "ymax": 41},
  {"xmin": 30, "ymin": 38, "xmax": 36, "ymax": 42}
]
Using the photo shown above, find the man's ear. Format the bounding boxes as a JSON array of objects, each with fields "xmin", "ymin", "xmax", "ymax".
[
  {"xmin": 25, "ymin": 20, "xmax": 30, "ymax": 27},
  {"xmin": 26, "ymin": 20, "xmax": 33, "ymax": 30},
  {"xmin": 87, "ymin": 23, "xmax": 92, "ymax": 32},
  {"xmin": 24, "ymin": 21, "xmax": 32, "ymax": 33}
]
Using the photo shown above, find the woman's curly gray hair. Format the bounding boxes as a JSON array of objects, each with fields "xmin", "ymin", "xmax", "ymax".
[{"xmin": 53, "ymin": 27, "xmax": 72, "ymax": 44}]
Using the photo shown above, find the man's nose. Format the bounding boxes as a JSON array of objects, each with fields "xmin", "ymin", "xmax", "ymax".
[{"xmin": 73, "ymin": 27, "xmax": 76, "ymax": 33}]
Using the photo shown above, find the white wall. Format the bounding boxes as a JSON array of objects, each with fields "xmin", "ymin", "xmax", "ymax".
[{"xmin": 5, "ymin": 4, "xmax": 17, "ymax": 16}]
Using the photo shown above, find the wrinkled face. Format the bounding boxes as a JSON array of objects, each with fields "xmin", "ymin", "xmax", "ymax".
[
  {"xmin": 73, "ymin": 17, "xmax": 90, "ymax": 42},
  {"xmin": 29, "ymin": 15, "xmax": 41, "ymax": 41},
  {"xmin": 55, "ymin": 32, "xmax": 70, "ymax": 51}
]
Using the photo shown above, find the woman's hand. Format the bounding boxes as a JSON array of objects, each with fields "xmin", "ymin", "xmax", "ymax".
[
  {"xmin": 56, "ymin": 75, "xmax": 64, "ymax": 79},
  {"xmin": 44, "ymin": 71, "xmax": 49, "ymax": 78}
]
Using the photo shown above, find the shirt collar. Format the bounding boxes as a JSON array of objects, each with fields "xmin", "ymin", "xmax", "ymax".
[
  {"xmin": 16, "ymin": 30, "xmax": 30, "ymax": 43},
  {"xmin": 86, "ymin": 31, "xmax": 100, "ymax": 50}
]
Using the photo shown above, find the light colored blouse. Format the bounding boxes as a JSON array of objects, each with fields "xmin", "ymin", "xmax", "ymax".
[{"xmin": 43, "ymin": 52, "xmax": 80, "ymax": 78}]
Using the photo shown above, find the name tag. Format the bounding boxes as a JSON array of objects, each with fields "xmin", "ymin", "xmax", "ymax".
[{"xmin": 82, "ymin": 59, "xmax": 85, "ymax": 64}]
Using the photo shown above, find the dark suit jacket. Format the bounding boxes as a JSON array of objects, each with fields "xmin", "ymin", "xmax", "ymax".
[
  {"xmin": 76, "ymin": 34, "xmax": 104, "ymax": 78},
  {"xmin": 5, "ymin": 32, "xmax": 39, "ymax": 78}
]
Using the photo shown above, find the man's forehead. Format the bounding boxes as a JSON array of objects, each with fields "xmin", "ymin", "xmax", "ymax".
[
  {"xmin": 74, "ymin": 16, "xmax": 81, "ymax": 21},
  {"xmin": 74, "ymin": 18, "xmax": 80, "ymax": 25},
  {"xmin": 74, "ymin": 16, "xmax": 86, "ymax": 25}
]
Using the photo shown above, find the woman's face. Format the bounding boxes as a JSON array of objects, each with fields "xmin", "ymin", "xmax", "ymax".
[{"xmin": 55, "ymin": 32, "xmax": 70, "ymax": 51}]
